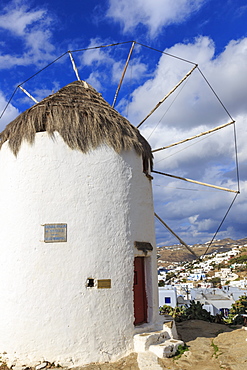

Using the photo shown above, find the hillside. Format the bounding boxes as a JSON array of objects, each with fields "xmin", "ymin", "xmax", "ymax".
[{"xmin": 157, "ymin": 237, "xmax": 247, "ymax": 267}]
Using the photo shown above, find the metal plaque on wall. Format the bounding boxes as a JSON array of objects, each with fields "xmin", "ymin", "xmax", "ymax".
[
  {"xmin": 97, "ymin": 279, "xmax": 111, "ymax": 289},
  {"xmin": 44, "ymin": 223, "xmax": 67, "ymax": 243}
]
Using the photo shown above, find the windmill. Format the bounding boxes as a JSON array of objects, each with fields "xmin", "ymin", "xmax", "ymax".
[
  {"xmin": 0, "ymin": 41, "xmax": 240, "ymax": 260},
  {"xmin": 0, "ymin": 40, "xmax": 240, "ymax": 367}
]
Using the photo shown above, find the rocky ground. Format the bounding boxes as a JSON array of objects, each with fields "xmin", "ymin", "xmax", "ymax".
[
  {"xmin": 1, "ymin": 321, "xmax": 246, "ymax": 370},
  {"xmin": 160, "ymin": 320, "xmax": 247, "ymax": 370}
]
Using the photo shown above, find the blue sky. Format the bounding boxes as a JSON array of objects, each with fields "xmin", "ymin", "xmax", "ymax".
[{"xmin": 0, "ymin": 0, "xmax": 247, "ymax": 249}]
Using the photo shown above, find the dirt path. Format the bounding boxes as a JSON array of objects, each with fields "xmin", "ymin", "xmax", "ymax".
[{"xmin": 159, "ymin": 320, "xmax": 247, "ymax": 370}]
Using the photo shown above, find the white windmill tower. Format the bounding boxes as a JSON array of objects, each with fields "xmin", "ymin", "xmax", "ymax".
[{"xmin": 0, "ymin": 80, "xmax": 175, "ymax": 367}]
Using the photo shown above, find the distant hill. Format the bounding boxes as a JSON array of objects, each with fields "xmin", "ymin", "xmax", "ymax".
[{"xmin": 157, "ymin": 237, "xmax": 247, "ymax": 267}]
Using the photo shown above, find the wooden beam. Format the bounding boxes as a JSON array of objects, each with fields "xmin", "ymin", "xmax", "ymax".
[
  {"xmin": 152, "ymin": 170, "xmax": 239, "ymax": 194},
  {"xmin": 152, "ymin": 121, "xmax": 235, "ymax": 153},
  {"xmin": 137, "ymin": 64, "xmax": 197, "ymax": 128},
  {"xmin": 19, "ymin": 86, "xmax": 39, "ymax": 104},
  {"xmin": 68, "ymin": 51, "xmax": 81, "ymax": 81},
  {"xmin": 154, "ymin": 212, "xmax": 198, "ymax": 259},
  {"xmin": 112, "ymin": 41, "xmax": 136, "ymax": 108}
]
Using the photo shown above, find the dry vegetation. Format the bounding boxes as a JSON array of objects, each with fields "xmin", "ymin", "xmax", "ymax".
[
  {"xmin": 157, "ymin": 237, "xmax": 247, "ymax": 267},
  {"xmin": 0, "ymin": 81, "xmax": 152, "ymax": 171}
]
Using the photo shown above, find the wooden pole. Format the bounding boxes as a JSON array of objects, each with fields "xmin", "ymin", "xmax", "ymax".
[
  {"xmin": 152, "ymin": 121, "xmax": 235, "ymax": 152},
  {"xmin": 112, "ymin": 41, "xmax": 136, "ymax": 108},
  {"xmin": 154, "ymin": 212, "xmax": 198, "ymax": 259},
  {"xmin": 137, "ymin": 64, "xmax": 198, "ymax": 128},
  {"xmin": 19, "ymin": 86, "xmax": 39, "ymax": 104},
  {"xmin": 68, "ymin": 51, "xmax": 81, "ymax": 81},
  {"xmin": 152, "ymin": 170, "xmax": 239, "ymax": 194}
]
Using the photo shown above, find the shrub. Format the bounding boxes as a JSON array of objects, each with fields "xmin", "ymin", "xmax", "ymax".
[
  {"xmin": 230, "ymin": 255, "xmax": 247, "ymax": 264},
  {"xmin": 174, "ymin": 344, "xmax": 189, "ymax": 359},
  {"xmin": 159, "ymin": 304, "xmax": 176, "ymax": 316},
  {"xmin": 158, "ymin": 280, "xmax": 165, "ymax": 287},
  {"xmin": 210, "ymin": 277, "xmax": 221, "ymax": 287},
  {"xmin": 183, "ymin": 300, "xmax": 214, "ymax": 322},
  {"xmin": 225, "ymin": 295, "xmax": 247, "ymax": 325},
  {"xmin": 160, "ymin": 300, "xmax": 214, "ymax": 322}
]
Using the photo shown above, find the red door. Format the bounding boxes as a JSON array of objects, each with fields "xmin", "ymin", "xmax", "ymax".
[{"xmin": 133, "ymin": 257, "xmax": 147, "ymax": 325}]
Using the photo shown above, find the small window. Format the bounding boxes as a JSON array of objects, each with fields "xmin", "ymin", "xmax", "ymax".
[
  {"xmin": 87, "ymin": 278, "xmax": 94, "ymax": 288},
  {"xmin": 143, "ymin": 158, "xmax": 148, "ymax": 173},
  {"xmin": 165, "ymin": 297, "xmax": 171, "ymax": 304}
]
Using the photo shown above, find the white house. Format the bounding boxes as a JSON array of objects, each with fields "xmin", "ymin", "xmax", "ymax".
[
  {"xmin": 175, "ymin": 283, "xmax": 194, "ymax": 300},
  {"xmin": 222, "ymin": 285, "xmax": 247, "ymax": 300},
  {"xmin": 191, "ymin": 288, "xmax": 234, "ymax": 317},
  {"xmin": 187, "ymin": 271, "xmax": 206, "ymax": 281},
  {"xmin": 157, "ymin": 267, "xmax": 167, "ymax": 281},
  {"xmin": 215, "ymin": 268, "xmax": 238, "ymax": 283},
  {"xmin": 0, "ymin": 81, "xmax": 161, "ymax": 367},
  {"xmin": 159, "ymin": 286, "xmax": 177, "ymax": 308}
]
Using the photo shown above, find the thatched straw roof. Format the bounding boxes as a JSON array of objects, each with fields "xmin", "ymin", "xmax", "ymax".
[{"xmin": 0, "ymin": 81, "xmax": 152, "ymax": 170}]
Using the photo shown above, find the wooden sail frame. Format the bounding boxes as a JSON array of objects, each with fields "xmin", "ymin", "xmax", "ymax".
[
  {"xmin": 152, "ymin": 120, "xmax": 235, "ymax": 153},
  {"xmin": 152, "ymin": 170, "xmax": 239, "ymax": 194},
  {"xmin": 18, "ymin": 86, "xmax": 39, "ymax": 104},
  {"xmin": 137, "ymin": 64, "xmax": 198, "ymax": 128},
  {"xmin": 155, "ymin": 212, "xmax": 199, "ymax": 259},
  {"xmin": 0, "ymin": 41, "xmax": 240, "ymax": 258}
]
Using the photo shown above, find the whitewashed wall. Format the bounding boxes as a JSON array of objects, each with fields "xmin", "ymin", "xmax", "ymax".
[{"xmin": 0, "ymin": 132, "xmax": 159, "ymax": 367}]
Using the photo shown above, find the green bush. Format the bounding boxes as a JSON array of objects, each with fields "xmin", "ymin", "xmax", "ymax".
[
  {"xmin": 160, "ymin": 300, "xmax": 214, "ymax": 322},
  {"xmin": 159, "ymin": 304, "xmax": 175, "ymax": 316},
  {"xmin": 225, "ymin": 295, "xmax": 247, "ymax": 325},
  {"xmin": 158, "ymin": 280, "xmax": 165, "ymax": 287},
  {"xmin": 209, "ymin": 276, "xmax": 221, "ymax": 287},
  {"xmin": 174, "ymin": 344, "xmax": 189, "ymax": 359},
  {"xmin": 183, "ymin": 300, "xmax": 214, "ymax": 322},
  {"xmin": 230, "ymin": 255, "xmax": 247, "ymax": 264}
]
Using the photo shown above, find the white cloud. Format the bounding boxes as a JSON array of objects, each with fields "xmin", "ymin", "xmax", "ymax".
[
  {"xmin": 0, "ymin": 54, "xmax": 30, "ymax": 68},
  {"xmin": 208, "ymin": 38, "xmax": 247, "ymax": 116},
  {"xmin": 86, "ymin": 71, "xmax": 104, "ymax": 92},
  {"xmin": 112, "ymin": 58, "xmax": 148, "ymax": 84},
  {"xmin": 0, "ymin": 91, "xmax": 20, "ymax": 132},
  {"xmin": 0, "ymin": 0, "xmax": 55, "ymax": 68},
  {"xmin": 80, "ymin": 38, "xmax": 115, "ymax": 67},
  {"xmin": 107, "ymin": 0, "xmax": 207, "ymax": 36},
  {"xmin": 0, "ymin": 5, "xmax": 46, "ymax": 36}
]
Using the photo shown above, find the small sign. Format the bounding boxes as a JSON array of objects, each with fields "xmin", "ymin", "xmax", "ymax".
[
  {"xmin": 44, "ymin": 223, "xmax": 67, "ymax": 243},
  {"xmin": 97, "ymin": 279, "xmax": 111, "ymax": 289}
]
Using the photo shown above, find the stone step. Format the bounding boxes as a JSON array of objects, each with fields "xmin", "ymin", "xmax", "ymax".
[
  {"xmin": 134, "ymin": 330, "xmax": 170, "ymax": 352},
  {"xmin": 149, "ymin": 338, "xmax": 184, "ymax": 358},
  {"xmin": 134, "ymin": 319, "xmax": 183, "ymax": 359}
]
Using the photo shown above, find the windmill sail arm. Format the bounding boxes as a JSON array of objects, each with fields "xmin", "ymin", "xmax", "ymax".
[
  {"xmin": 137, "ymin": 64, "xmax": 197, "ymax": 128},
  {"xmin": 152, "ymin": 120, "xmax": 235, "ymax": 153},
  {"xmin": 152, "ymin": 170, "xmax": 239, "ymax": 194},
  {"xmin": 19, "ymin": 86, "xmax": 39, "ymax": 104},
  {"xmin": 112, "ymin": 41, "xmax": 136, "ymax": 108},
  {"xmin": 154, "ymin": 212, "xmax": 198, "ymax": 259},
  {"xmin": 68, "ymin": 51, "xmax": 81, "ymax": 82}
]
